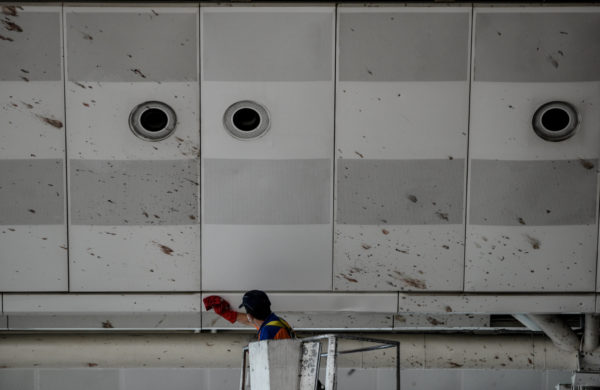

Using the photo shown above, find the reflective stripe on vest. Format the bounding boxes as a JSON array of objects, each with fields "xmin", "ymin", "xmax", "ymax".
[{"xmin": 265, "ymin": 319, "xmax": 294, "ymax": 337}]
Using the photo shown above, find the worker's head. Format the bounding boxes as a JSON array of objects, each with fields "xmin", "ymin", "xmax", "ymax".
[{"xmin": 239, "ymin": 290, "xmax": 271, "ymax": 321}]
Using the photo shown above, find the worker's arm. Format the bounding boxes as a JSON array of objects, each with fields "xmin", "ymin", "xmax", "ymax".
[{"xmin": 236, "ymin": 312, "xmax": 252, "ymax": 326}]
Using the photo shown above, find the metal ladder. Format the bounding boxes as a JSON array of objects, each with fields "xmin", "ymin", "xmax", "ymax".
[{"xmin": 240, "ymin": 334, "xmax": 400, "ymax": 390}]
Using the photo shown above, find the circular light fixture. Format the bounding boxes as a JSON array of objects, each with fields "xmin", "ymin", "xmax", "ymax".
[
  {"xmin": 129, "ymin": 101, "xmax": 177, "ymax": 141},
  {"xmin": 223, "ymin": 100, "xmax": 270, "ymax": 140},
  {"xmin": 532, "ymin": 101, "xmax": 579, "ymax": 142}
]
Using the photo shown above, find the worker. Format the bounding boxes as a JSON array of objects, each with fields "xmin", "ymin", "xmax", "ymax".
[
  {"xmin": 205, "ymin": 292, "xmax": 324, "ymax": 390},
  {"xmin": 203, "ymin": 290, "xmax": 294, "ymax": 340}
]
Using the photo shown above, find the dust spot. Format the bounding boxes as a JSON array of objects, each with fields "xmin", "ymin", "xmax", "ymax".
[
  {"xmin": 442, "ymin": 245, "xmax": 449, "ymax": 250},
  {"xmin": 131, "ymin": 68, "xmax": 147, "ymax": 78},
  {"xmin": 20, "ymin": 76, "xmax": 29, "ymax": 82},
  {"xmin": 407, "ymin": 194, "xmax": 418, "ymax": 203},
  {"xmin": 517, "ymin": 217, "xmax": 526, "ymax": 225},
  {"xmin": 2, "ymin": 20, "xmax": 22, "ymax": 32},
  {"xmin": 382, "ymin": 229, "xmax": 389, "ymax": 235},
  {"xmin": 142, "ymin": 211, "xmax": 149, "ymax": 218},
  {"xmin": 525, "ymin": 235, "xmax": 540, "ymax": 250},
  {"xmin": 354, "ymin": 151, "xmax": 364, "ymax": 158},
  {"xmin": 36, "ymin": 115, "xmax": 63, "ymax": 129},
  {"xmin": 448, "ymin": 156, "xmax": 454, "ymax": 160},
  {"xmin": 28, "ymin": 209, "xmax": 35, "ymax": 214},
  {"xmin": 102, "ymin": 320, "xmax": 114, "ymax": 328},
  {"xmin": 151, "ymin": 9, "xmax": 159, "ymax": 16},
  {"xmin": 361, "ymin": 244, "xmax": 371, "ymax": 250},
  {"xmin": 435, "ymin": 211, "xmax": 449, "ymax": 221},
  {"xmin": 366, "ymin": 68, "xmax": 373, "ymax": 75},
  {"xmin": 557, "ymin": 50, "xmax": 564, "ymax": 57},
  {"xmin": 74, "ymin": 82, "xmax": 87, "ymax": 89},
  {"xmin": 20, "ymin": 68, "xmax": 28, "ymax": 74},
  {"xmin": 559, "ymin": 31, "xmax": 568, "ymax": 35},
  {"xmin": 0, "ymin": 34, "xmax": 13, "ymax": 41},
  {"xmin": 81, "ymin": 32, "xmax": 93, "ymax": 40},
  {"xmin": 347, "ymin": 368, "xmax": 356, "ymax": 376},
  {"xmin": 395, "ymin": 248, "xmax": 408, "ymax": 254},
  {"xmin": 579, "ymin": 159, "xmax": 594, "ymax": 170}
]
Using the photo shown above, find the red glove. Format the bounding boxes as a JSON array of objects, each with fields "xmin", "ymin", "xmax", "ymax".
[{"xmin": 203, "ymin": 296, "xmax": 238, "ymax": 323}]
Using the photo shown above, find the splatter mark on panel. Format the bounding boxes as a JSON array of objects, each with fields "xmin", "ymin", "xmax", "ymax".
[
  {"xmin": 547, "ymin": 55, "xmax": 559, "ymax": 69},
  {"xmin": 2, "ymin": 6, "xmax": 18, "ymax": 16},
  {"xmin": 0, "ymin": 34, "xmax": 13, "ymax": 41},
  {"xmin": 340, "ymin": 274, "xmax": 358, "ymax": 283},
  {"xmin": 361, "ymin": 244, "xmax": 371, "ymax": 250},
  {"xmin": 2, "ymin": 20, "xmax": 22, "ymax": 32},
  {"xmin": 354, "ymin": 151, "xmax": 364, "ymax": 158},
  {"xmin": 580, "ymin": 159, "xmax": 594, "ymax": 170},
  {"xmin": 517, "ymin": 217, "xmax": 526, "ymax": 225},
  {"xmin": 393, "ymin": 271, "xmax": 427, "ymax": 289},
  {"xmin": 435, "ymin": 211, "xmax": 448, "ymax": 221},
  {"xmin": 131, "ymin": 68, "xmax": 146, "ymax": 78},
  {"xmin": 407, "ymin": 194, "xmax": 418, "ymax": 203},
  {"xmin": 381, "ymin": 229, "xmax": 389, "ymax": 235},
  {"xmin": 153, "ymin": 241, "xmax": 173, "ymax": 256},
  {"xmin": 102, "ymin": 320, "xmax": 113, "ymax": 328},
  {"xmin": 87, "ymin": 363, "xmax": 98, "ymax": 367},
  {"xmin": 36, "ymin": 115, "xmax": 63, "ymax": 129},
  {"xmin": 525, "ymin": 235, "xmax": 540, "ymax": 250},
  {"xmin": 426, "ymin": 317, "xmax": 443, "ymax": 326}
]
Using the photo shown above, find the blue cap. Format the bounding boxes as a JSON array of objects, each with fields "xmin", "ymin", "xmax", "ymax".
[{"xmin": 239, "ymin": 290, "xmax": 271, "ymax": 319}]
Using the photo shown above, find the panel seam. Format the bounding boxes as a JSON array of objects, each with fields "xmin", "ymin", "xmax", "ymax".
[
  {"xmin": 62, "ymin": 4, "xmax": 71, "ymax": 293},
  {"xmin": 331, "ymin": 4, "xmax": 338, "ymax": 292},
  {"xmin": 462, "ymin": 5, "xmax": 475, "ymax": 292}
]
